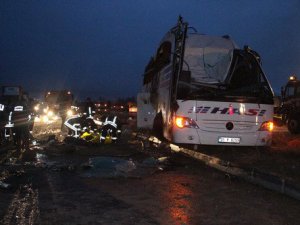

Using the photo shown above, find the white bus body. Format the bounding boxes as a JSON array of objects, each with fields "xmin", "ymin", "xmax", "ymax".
[{"xmin": 137, "ymin": 19, "xmax": 274, "ymax": 146}]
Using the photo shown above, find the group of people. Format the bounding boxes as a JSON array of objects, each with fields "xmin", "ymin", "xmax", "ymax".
[
  {"xmin": 64, "ymin": 97, "xmax": 122, "ymax": 144},
  {"xmin": 0, "ymin": 94, "xmax": 122, "ymax": 150}
]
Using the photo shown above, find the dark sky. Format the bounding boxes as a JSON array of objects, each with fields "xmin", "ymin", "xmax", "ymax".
[{"xmin": 1, "ymin": 0, "xmax": 300, "ymax": 100}]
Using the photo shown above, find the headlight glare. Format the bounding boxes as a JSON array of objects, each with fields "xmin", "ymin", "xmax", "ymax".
[
  {"xmin": 67, "ymin": 110, "xmax": 73, "ymax": 116},
  {"xmin": 259, "ymin": 121, "xmax": 274, "ymax": 132},
  {"xmin": 175, "ymin": 116, "xmax": 199, "ymax": 129}
]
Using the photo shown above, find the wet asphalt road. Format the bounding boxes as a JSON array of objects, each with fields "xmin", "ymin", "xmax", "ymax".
[{"xmin": 0, "ymin": 137, "xmax": 300, "ymax": 225}]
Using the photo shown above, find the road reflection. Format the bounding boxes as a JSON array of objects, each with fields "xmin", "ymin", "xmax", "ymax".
[{"xmin": 164, "ymin": 176, "xmax": 192, "ymax": 224}]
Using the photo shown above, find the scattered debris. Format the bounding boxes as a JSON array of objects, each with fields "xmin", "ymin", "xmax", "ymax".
[
  {"xmin": 81, "ymin": 156, "xmax": 170, "ymax": 178},
  {"xmin": 0, "ymin": 181, "xmax": 10, "ymax": 189}
]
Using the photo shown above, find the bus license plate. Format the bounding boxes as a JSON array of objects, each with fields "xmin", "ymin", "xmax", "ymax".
[{"xmin": 218, "ymin": 137, "xmax": 240, "ymax": 144}]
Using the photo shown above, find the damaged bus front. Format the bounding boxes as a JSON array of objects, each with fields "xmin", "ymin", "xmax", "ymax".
[{"xmin": 137, "ymin": 17, "xmax": 274, "ymax": 146}]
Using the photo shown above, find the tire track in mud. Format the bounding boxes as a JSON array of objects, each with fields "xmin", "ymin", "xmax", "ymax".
[{"xmin": 1, "ymin": 184, "xmax": 39, "ymax": 225}]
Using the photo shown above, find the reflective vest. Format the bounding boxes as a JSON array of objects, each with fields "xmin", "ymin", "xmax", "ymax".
[
  {"xmin": 12, "ymin": 105, "xmax": 30, "ymax": 125},
  {"xmin": 103, "ymin": 116, "xmax": 117, "ymax": 128}
]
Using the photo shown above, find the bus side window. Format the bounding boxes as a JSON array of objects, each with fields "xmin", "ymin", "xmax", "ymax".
[
  {"xmin": 155, "ymin": 42, "xmax": 171, "ymax": 69},
  {"xmin": 143, "ymin": 42, "xmax": 171, "ymax": 86},
  {"xmin": 143, "ymin": 57, "xmax": 155, "ymax": 85}
]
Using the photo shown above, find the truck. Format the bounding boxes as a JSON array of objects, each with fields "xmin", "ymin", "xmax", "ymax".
[
  {"xmin": 0, "ymin": 86, "xmax": 23, "ymax": 102},
  {"xmin": 137, "ymin": 17, "xmax": 274, "ymax": 146},
  {"xmin": 276, "ymin": 75, "xmax": 300, "ymax": 134}
]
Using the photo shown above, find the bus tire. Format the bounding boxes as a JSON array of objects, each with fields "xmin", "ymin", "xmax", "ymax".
[
  {"xmin": 152, "ymin": 113, "xmax": 164, "ymax": 139},
  {"xmin": 287, "ymin": 115, "xmax": 300, "ymax": 134}
]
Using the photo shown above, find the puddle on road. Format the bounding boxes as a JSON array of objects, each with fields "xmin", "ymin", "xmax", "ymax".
[
  {"xmin": 81, "ymin": 156, "xmax": 169, "ymax": 178},
  {"xmin": 9, "ymin": 152, "xmax": 170, "ymax": 178}
]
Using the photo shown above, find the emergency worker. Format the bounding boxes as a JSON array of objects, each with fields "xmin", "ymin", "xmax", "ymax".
[
  {"xmin": 100, "ymin": 115, "xmax": 122, "ymax": 143},
  {"xmin": 83, "ymin": 97, "xmax": 96, "ymax": 119},
  {"xmin": 0, "ymin": 96, "xmax": 13, "ymax": 144},
  {"xmin": 82, "ymin": 97, "xmax": 97, "ymax": 133},
  {"xmin": 0, "ymin": 101, "xmax": 6, "ymax": 145},
  {"xmin": 0, "ymin": 96, "xmax": 16, "ymax": 144},
  {"xmin": 12, "ymin": 96, "xmax": 31, "ymax": 152},
  {"xmin": 64, "ymin": 98, "xmax": 100, "ymax": 139},
  {"xmin": 64, "ymin": 114, "xmax": 82, "ymax": 138},
  {"xmin": 81, "ymin": 117, "xmax": 98, "ymax": 134}
]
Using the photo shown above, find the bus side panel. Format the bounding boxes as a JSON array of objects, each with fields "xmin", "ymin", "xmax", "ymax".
[
  {"xmin": 137, "ymin": 93, "xmax": 156, "ymax": 129},
  {"xmin": 156, "ymin": 65, "xmax": 173, "ymax": 140}
]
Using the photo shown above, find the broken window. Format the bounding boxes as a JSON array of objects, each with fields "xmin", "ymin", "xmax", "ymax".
[{"xmin": 143, "ymin": 41, "xmax": 172, "ymax": 85}]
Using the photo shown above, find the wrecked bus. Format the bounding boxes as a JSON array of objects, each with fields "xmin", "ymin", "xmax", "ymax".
[{"xmin": 137, "ymin": 17, "xmax": 274, "ymax": 146}]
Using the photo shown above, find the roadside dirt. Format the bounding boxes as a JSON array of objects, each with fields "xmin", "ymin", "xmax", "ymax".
[
  {"xmin": 1, "ymin": 139, "xmax": 300, "ymax": 225},
  {"xmin": 189, "ymin": 130, "xmax": 300, "ymax": 187}
]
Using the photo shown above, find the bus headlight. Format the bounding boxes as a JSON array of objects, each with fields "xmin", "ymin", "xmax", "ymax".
[
  {"xmin": 259, "ymin": 121, "xmax": 274, "ymax": 132},
  {"xmin": 175, "ymin": 116, "xmax": 199, "ymax": 129}
]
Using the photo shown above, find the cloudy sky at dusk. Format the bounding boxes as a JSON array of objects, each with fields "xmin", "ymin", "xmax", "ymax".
[{"xmin": 1, "ymin": 0, "xmax": 300, "ymax": 100}]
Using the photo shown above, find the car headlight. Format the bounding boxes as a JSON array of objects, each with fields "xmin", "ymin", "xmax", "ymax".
[
  {"xmin": 47, "ymin": 110, "xmax": 54, "ymax": 117},
  {"xmin": 43, "ymin": 115, "xmax": 49, "ymax": 123},
  {"xmin": 67, "ymin": 110, "xmax": 73, "ymax": 116}
]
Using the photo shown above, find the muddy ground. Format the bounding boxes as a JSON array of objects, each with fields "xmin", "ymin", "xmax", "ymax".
[
  {"xmin": 189, "ymin": 129, "xmax": 300, "ymax": 186},
  {"xmin": 0, "ymin": 122, "xmax": 300, "ymax": 225}
]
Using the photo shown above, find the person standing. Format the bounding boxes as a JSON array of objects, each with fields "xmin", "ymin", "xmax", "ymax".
[
  {"xmin": 12, "ymin": 96, "xmax": 31, "ymax": 152},
  {"xmin": 100, "ymin": 115, "xmax": 121, "ymax": 143},
  {"xmin": 83, "ymin": 97, "xmax": 96, "ymax": 119}
]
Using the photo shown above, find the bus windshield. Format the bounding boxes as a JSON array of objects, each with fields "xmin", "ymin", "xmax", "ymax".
[{"xmin": 178, "ymin": 50, "xmax": 274, "ymax": 104}]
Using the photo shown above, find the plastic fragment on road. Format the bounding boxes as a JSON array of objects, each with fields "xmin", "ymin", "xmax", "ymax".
[
  {"xmin": 81, "ymin": 156, "xmax": 169, "ymax": 178},
  {"xmin": 0, "ymin": 181, "xmax": 10, "ymax": 189}
]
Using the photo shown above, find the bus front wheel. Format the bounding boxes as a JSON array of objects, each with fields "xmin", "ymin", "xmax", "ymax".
[{"xmin": 152, "ymin": 113, "xmax": 164, "ymax": 139}]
